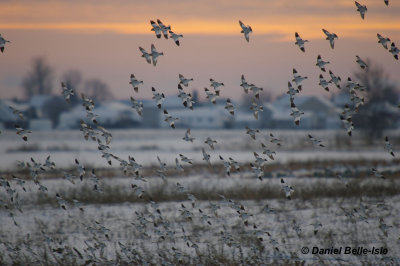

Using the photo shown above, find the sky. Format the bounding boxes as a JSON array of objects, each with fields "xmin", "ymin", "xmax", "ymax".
[{"xmin": 0, "ymin": 0, "xmax": 399, "ymax": 101}]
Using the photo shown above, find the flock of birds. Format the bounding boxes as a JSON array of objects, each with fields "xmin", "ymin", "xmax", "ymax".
[{"xmin": 0, "ymin": 1, "xmax": 398, "ymax": 264}]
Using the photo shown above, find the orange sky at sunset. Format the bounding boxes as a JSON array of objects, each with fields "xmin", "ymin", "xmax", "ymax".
[{"xmin": 0, "ymin": 0, "xmax": 399, "ymax": 100}]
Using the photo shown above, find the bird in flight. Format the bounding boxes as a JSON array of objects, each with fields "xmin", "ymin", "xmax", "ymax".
[
  {"xmin": 129, "ymin": 74, "xmax": 143, "ymax": 93},
  {"xmin": 169, "ymin": 31, "xmax": 183, "ymax": 46},
  {"xmin": 377, "ymin": 33, "xmax": 390, "ymax": 49},
  {"xmin": 61, "ymin": 82, "xmax": 74, "ymax": 103},
  {"xmin": 384, "ymin": 136, "xmax": 395, "ymax": 157},
  {"xmin": 239, "ymin": 20, "xmax": 252, "ymax": 42},
  {"xmin": 322, "ymin": 29, "xmax": 338, "ymax": 49},
  {"xmin": 389, "ymin": 42, "xmax": 399, "ymax": 60},
  {"xmin": 0, "ymin": 34, "xmax": 10, "ymax": 53},
  {"xmin": 316, "ymin": 55, "xmax": 330, "ymax": 72},
  {"xmin": 328, "ymin": 70, "xmax": 341, "ymax": 90},
  {"xmin": 294, "ymin": 32, "xmax": 308, "ymax": 52},
  {"xmin": 179, "ymin": 74, "xmax": 193, "ymax": 87},
  {"xmin": 139, "ymin": 46, "xmax": 152, "ymax": 64},
  {"xmin": 151, "ymin": 44, "xmax": 164, "ymax": 66},
  {"xmin": 150, "ymin": 20, "xmax": 162, "ymax": 38},
  {"xmin": 356, "ymin": 56, "xmax": 368, "ymax": 69},
  {"xmin": 355, "ymin": 1, "xmax": 367, "ymax": 19},
  {"xmin": 157, "ymin": 19, "xmax": 171, "ymax": 39}
]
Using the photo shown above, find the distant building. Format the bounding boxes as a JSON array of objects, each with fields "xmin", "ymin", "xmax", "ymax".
[
  {"xmin": 165, "ymin": 104, "xmax": 230, "ymax": 129},
  {"xmin": 58, "ymin": 100, "xmax": 142, "ymax": 129},
  {"xmin": 272, "ymin": 94, "xmax": 341, "ymax": 129}
]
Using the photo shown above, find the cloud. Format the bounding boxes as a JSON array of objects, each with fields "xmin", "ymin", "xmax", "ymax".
[{"xmin": 0, "ymin": 0, "xmax": 399, "ymax": 40}]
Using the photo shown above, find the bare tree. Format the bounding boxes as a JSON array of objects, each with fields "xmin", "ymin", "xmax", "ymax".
[
  {"xmin": 21, "ymin": 57, "xmax": 54, "ymax": 98},
  {"xmin": 82, "ymin": 79, "xmax": 113, "ymax": 102},
  {"xmin": 353, "ymin": 60, "xmax": 399, "ymax": 139}
]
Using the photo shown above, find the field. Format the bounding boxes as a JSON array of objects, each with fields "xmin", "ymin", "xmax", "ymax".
[{"xmin": 0, "ymin": 129, "xmax": 399, "ymax": 265}]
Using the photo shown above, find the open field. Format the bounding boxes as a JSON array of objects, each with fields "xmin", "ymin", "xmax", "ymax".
[{"xmin": 0, "ymin": 129, "xmax": 399, "ymax": 265}]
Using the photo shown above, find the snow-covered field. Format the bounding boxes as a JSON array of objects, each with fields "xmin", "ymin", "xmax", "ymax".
[
  {"xmin": 1, "ymin": 129, "xmax": 397, "ymax": 171},
  {"xmin": 0, "ymin": 129, "xmax": 399, "ymax": 265}
]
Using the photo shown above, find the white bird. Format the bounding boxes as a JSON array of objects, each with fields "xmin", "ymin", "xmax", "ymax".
[
  {"xmin": 270, "ymin": 133, "xmax": 281, "ymax": 146},
  {"xmin": 157, "ymin": 19, "xmax": 171, "ymax": 39},
  {"xmin": 294, "ymin": 32, "xmax": 308, "ymax": 52},
  {"xmin": 15, "ymin": 125, "xmax": 31, "ymax": 142},
  {"xmin": 9, "ymin": 106, "xmax": 24, "ymax": 120},
  {"xmin": 245, "ymin": 126, "xmax": 260, "ymax": 140},
  {"xmin": 340, "ymin": 116, "xmax": 354, "ymax": 136},
  {"xmin": 328, "ymin": 70, "xmax": 342, "ymax": 89},
  {"xmin": 177, "ymin": 84, "xmax": 192, "ymax": 108},
  {"xmin": 75, "ymin": 159, "xmax": 86, "ymax": 181},
  {"xmin": 371, "ymin": 168, "xmax": 385, "ymax": 179},
  {"xmin": 130, "ymin": 97, "xmax": 143, "ymax": 116},
  {"xmin": 97, "ymin": 125, "xmax": 112, "ymax": 145},
  {"xmin": 157, "ymin": 156, "xmax": 167, "ymax": 172},
  {"xmin": 202, "ymin": 148, "xmax": 211, "ymax": 166},
  {"xmin": 249, "ymin": 85, "xmax": 263, "ymax": 99},
  {"xmin": 377, "ymin": 33, "xmax": 390, "ymax": 49},
  {"xmin": 205, "ymin": 137, "xmax": 217, "ymax": 150},
  {"xmin": 56, "ymin": 193, "xmax": 67, "ymax": 210},
  {"xmin": 150, "ymin": 20, "xmax": 162, "ymax": 38},
  {"xmin": 253, "ymin": 152, "xmax": 267, "ymax": 167},
  {"xmin": 322, "ymin": 29, "xmax": 338, "ymax": 49},
  {"xmin": 63, "ymin": 172, "xmax": 76, "ymax": 184},
  {"xmin": 179, "ymin": 154, "xmax": 193, "ymax": 164},
  {"xmin": 281, "ymin": 178, "xmax": 294, "ymax": 200},
  {"xmin": 86, "ymin": 111, "xmax": 98, "ymax": 124},
  {"xmin": 261, "ymin": 143, "xmax": 276, "ymax": 160},
  {"xmin": 336, "ymin": 173, "xmax": 349, "ymax": 187},
  {"xmin": 152, "ymin": 87, "xmax": 165, "ymax": 108},
  {"xmin": 240, "ymin": 74, "xmax": 254, "ymax": 94},
  {"xmin": 0, "ymin": 34, "xmax": 10, "ymax": 53},
  {"xmin": 179, "ymin": 74, "xmax": 193, "ymax": 87},
  {"xmin": 290, "ymin": 107, "xmax": 305, "ymax": 125},
  {"xmin": 61, "ymin": 82, "xmax": 74, "ymax": 103},
  {"xmin": 169, "ymin": 31, "xmax": 183, "ymax": 46},
  {"xmin": 309, "ymin": 220, "xmax": 323, "ymax": 235},
  {"xmin": 129, "ymin": 74, "xmax": 143, "ymax": 92},
  {"xmin": 163, "ymin": 109, "xmax": 178, "ymax": 128},
  {"xmin": 350, "ymin": 93, "xmax": 365, "ymax": 111},
  {"xmin": 287, "ymin": 81, "xmax": 299, "ymax": 96},
  {"xmin": 250, "ymin": 100, "xmax": 263, "ymax": 120},
  {"xmin": 131, "ymin": 184, "xmax": 145, "ymax": 198},
  {"xmin": 356, "ymin": 55, "xmax": 368, "ymax": 69},
  {"xmin": 346, "ymin": 77, "xmax": 364, "ymax": 93},
  {"xmin": 239, "ymin": 20, "xmax": 252, "ymax": 42},
  {"xmin": 151, "ymin": 44, "xmax": 164, "ymax": 66},
  {"xmin": 316, "ymin": 55, "xmax": 330, "ymax": 72},
  {"xmin": 250, "ymin": 163, "xmax": 264, "ymax": 180},
  {"xmin": 81, "ymin": 93, "xmax": 94, "ymax": 111},
  {"xmin": 292, "ymin": 68, "xmax": 308, "ymax": 90},
  {"xmin": 224, "ymin": 99, "xmax": 235, "ymax": 115},
  {"xmin": 318, "ymin": 74, "xmax": 330, "ymax": 92},
  {"xmin": 204, "ymin": 88, "xmax": 217, "ymax": 104},
  {"xmin": 175, "ymin": 158, "xmax": 184, "ymax": 171},
  {"xmin": 308, "ymin": 134, "xmax": 325, "ymax": 147},
  {"xmin": 228, "ymin": 157, "xmax": 240, "ymax": 172},
  {"xmin": 219, "ymin": 155, "xmax": 231, "ymax": 176},
  {"xmin": 384, "ymin": 136, "xmax": 395, "ymax": 157},
  {"xmin": 389, "ymin": 42, "xmax": 399, "ymax": 60},
  {"xmin": 139, "ymin": 46, "xmax": 152, "ymax": 64},
  {"xmin": 355, "ymin": 1, "xmax": 367, "ymax": 19},
  {"xmin": 210, "ymin": 79, "xmax": 224, "ymax": 96},
  {"xmin": 182, "ymin": 128, "xmax": 195, "ymax": 142}
]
